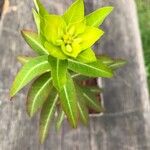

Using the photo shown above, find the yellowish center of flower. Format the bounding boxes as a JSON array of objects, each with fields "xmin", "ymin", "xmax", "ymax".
[
  {"xmin": 63, "ymin": 34, "xmax": 74, "ymax": 45},
  {"xmin": 56, "ymin": 26, "xmax": 82, "ymax": 55}
]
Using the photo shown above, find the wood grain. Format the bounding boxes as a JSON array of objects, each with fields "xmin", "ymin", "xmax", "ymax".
[{"xmin": 0, "ymin": 0, "xmax": 149, "ymax": 150}]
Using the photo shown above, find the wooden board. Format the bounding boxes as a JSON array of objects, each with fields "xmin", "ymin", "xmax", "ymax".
[{"xmin": 0, "ymin": 0, "xmax": 149, "ymax": 149}]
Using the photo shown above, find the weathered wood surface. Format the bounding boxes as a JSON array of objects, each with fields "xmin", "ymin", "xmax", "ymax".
[{"xmin": 0, "ymin": 0, "xmax": 150, "ymax": 150}]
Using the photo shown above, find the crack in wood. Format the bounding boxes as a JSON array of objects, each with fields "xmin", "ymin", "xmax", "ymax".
[{"xmin": 0, "ymin": 0, "xmax": 4, "ymax": 18}]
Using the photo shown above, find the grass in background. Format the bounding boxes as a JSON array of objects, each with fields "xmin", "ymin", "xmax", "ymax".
[{"xmin": 136, "ymin": 0, "xmax": 150, "ymax": 88}]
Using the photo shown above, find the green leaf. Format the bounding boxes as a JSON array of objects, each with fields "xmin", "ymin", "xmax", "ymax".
[
  {"xmin": 10, "ymin": 55, "xmax": 50, "ymax": 97},
  {"xmin": 68, "ymin": 59, "xmax": 113, "ymax": 78},
  {"xmin": 48, "ymin": 56, "xmax": 68, "ymax": 91},
  {"xmin": 21, "ymin": 30, "xmax": 48, "ymax": 55},
  {"xmin": 39, "ymin": 88, "xmax": 58, "ymax": 144},
  {"xmin": 33, "ymin": 0, "xmax": 49, "ymax": 17},
  {"xmin": 76, "ymin": 85, "xmax": 89, "ymax": 125},
  {"xmin": 67, "ymin": 19, "xmax": 86, "ymax": 36},
  {"xmin": 79, "ymin": 26, "xmax": 104, "ymax": 50},
  {"xmin": 27, "ymin": 73, "xmax": 52, "ymax": 117},
  {"xmin": 17, "ymin": 56, "xmax": 32, "ymax": 64},
  {"xmin": 77, "ymin": 101, "xmax": 89, "ymax": 125},
  {"xmin": 97, "ymin": 55, "xmax": 114, "ymax": 65},
  {"xmin": 76, "ymin": 48, "xmax": 97, "ymax": 63},
  {"xmin": 55, "ymin": 110, "xmax": 65, "ymax": 132},
  {"xmin": 97, "ymin": 57, "xmax": 127, "ymax": 70},
  {"xmin": 109, "ymin": 59, "xmax": 127, "ymax": 70},
  {"xmin": 86, "ymin": 6, "xmax": 114, "ymax": 27},
  {"xmin": 32, "ymin": 8, "xmax": 40, "ymax": 34},
  {"xmin": 63, "ymin": 0, "xmax": 84, "ymax": 24},
  {"xmin": 44, "ymin": 42, "xmax": 67, "ymax": 59},
  {"xmin": 41, "ymin": 15, "xmax": 66, "ymax": 44},
  {"xmin": 59, "ymin": 73, "xmax": 78, "ymax": 128},
  {"xmin": 71, "ymin": 73, "xmax": 82, "ymax": 79},
  {"xmin": 85, "ymin": 86, "xmax": 103, "ymax": 93},
  {"xmin": 80, "ymin": 86, "xmax": 103, "ymax": 112}
]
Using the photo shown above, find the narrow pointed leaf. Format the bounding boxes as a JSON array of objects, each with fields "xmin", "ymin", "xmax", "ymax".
[
  {"xmin": 39, "ymin": 88, "xmax": 58, "ymax": 144},
  {"xmin": 59, "ymin": 74, "xmax": 78, "ymax": 128},
  {"xmin": 17, "ymin": 56, "xmax": 32, "ymax": 64},
  {"xmin": 71, "ymin": 73, "xmax": 82, "ymax": 79},
  {"xmin": 77, "ymin": 48, "xmax": 97, "ymax": 63},
  {"xmin": 68, "ymin": 59, "xmax": 113, "ymax": 78},
  {"xmin": 63, "ymin": 0, "xmax": 84, "ymax": 24},
  {"xmin": 21, "ymin": 30, "xmax": 48, "ymax": 55},
  {"xmin": 80, "ymin": 27, "xmax": 104, "ymax": 50},
  {"xmin": 97, "ymin": 55, "xmax": 114, "ymax": 65},
  {"xmin": 109, "ymin": 59, "xmax": 127, "ymax": 70},
  {"xmin": 86, "ymin": 86, "xmax": 103, "ymax": 93},
  {"xmin": 48, "ymin": 56, "xmax": 68, "ymax": 91},
  {"xmin": 32, "ymin": 8, "xmax": 40, "ymax": 34},
  {"xmin": 10, "ymin": 56, "xmax": 50, "ymax": 97},
  {"xmin": 86, "ymin": 6, "xmax": 114, "ymax": 27},
  {"xmin": 55, "ymin": 110, "xmax": 65, "ymax": 132},
  {"xmin": 33, "ymin": 0, "xmax": 49, "ymax": 16},
  {"xmin": 77, "ymin": 101, "xmax": 89, "ymax": 125},
  {"xmin": 79, "ymin": 85, "xmax": 102, "ymax": 94},
  {"xmin": 81, "ymin": 87, "xmax": 104, "ymax": 112},
  {"xmin": 97, "ymin": 57, "xmax": 127, "ymax": 70},
  {"xmin": 76, "ymin": 85, "xmax": 89, "ymax": 125},
  {"xmin": 27, "ymin": 73, "xmax": 52, "ymax": 117}
]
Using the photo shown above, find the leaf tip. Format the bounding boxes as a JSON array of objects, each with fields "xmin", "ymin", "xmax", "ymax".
[
  {"xmin": 26, "ymin": 109, "xmax": 33, "ymax": 118},
  {"xmin": 108, "ymin": 6, "xmax": 114, "ymax": 12},
  {"xmin": 9, "ymin": 87, "xmax": 15, "ymax": 98},
  {"xmin": 9, "ymin": 96, "xmax": 13, "ymax": 101},
  {"xmin": 20, "ymin": 29, "xmax": 28, "ymax": 38},
  {"xmin": 39, "ymin": 136, "xmax": 45, "ymax": 144}
]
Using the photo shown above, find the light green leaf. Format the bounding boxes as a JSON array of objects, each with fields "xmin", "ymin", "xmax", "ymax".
[
  {"xmin": 76, "ymin": 48, "xmax": 97, "ymax": 63},
  {"xmin": 85, "ymin": 86, "xmax": 102, "ymax": 93},
  {"xmin": 48, "ymin": 56, "xmax": 68, "ymax": 91},
  {"xmin": 72, "ymin": 74, "xmax": 90, "ymax": 81},
  {"xmin": 76, "ymin": 85, "xmax": 89, "ymax": 125},
  {"xmin": 86, "ymin": 6, "xmax": 114, "ymax": 27},
  {"xmin": 55, "ymin": 110, "xmax": 65, "ymax": 132},
  {"xmin": 97, "ymin": 56, "xmax": 126, "ymax": 70},
  {"xmin": 63, "ymin": 0, "xmax": 84, "ymax": 24},
  {"xmin": 21, "ymin": 30, "xmax": 48, "ymax": 55},
  {"xmin": 32, "ymin": 8, "xmax": 40, "ymax": 34},
  {"xmin": 109, "ymin": 59, "xmax": 127, "ymax": 70},
  {"xmin": 10, "ymin": 56, "xmax": 50, "ymax": 97},
  {"xmin": 80, "ymin": 26, "xmax": 104, "ymax": 50},
  {"xmin": 77, "ymin": 102, "xmax": 89, "ymax": 125},
  {"xmin": 97, "ymin": 55, "xmax": 114, "ymax": 65},
  {"xmin": 71, "ymin": 73, "xmax": 82, "ymax": 79},
  {"xmin": 44, "ymin": 42, "xmax": 67, "ymax": 60},
  {"xmin": 61, "ymin": 40, "xmax": 81, "ymax": 58},
  {"xmin": 80, "ymin": 87, "xmax": 104, "ymax": 112},
  {"xmin": 41, "ymin": 15, "xmax": 66, "ymax": 44},
  {"xmin": 59, "ymin": 73, "xmax": 78, "ymax": 128},
  {"xmin": 68, "ymin": 59, "xmax": 113, "ymax": 78},
  {"xmin": 17, "ymin": 56, "xmax": 32, "ymax": 64},
  {"xmin": 33, "ymin": 0, "xmax": 49, "ymax": 16},
  {"xmin": 39, "ymin": 88, "xmax": 58, "ymax": 144},
  {"xmin": 67, "ymin": 19, "xmax": 86, "ymax": 36},
  {"xmin": 27, "ymin": 73, "xmax": 52, "ymax": 117}
]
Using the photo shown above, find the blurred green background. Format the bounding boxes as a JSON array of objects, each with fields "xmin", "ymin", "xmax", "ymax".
[{"xmin": 136, "ymin": 0, "xmax": 150, "ymax": 89}]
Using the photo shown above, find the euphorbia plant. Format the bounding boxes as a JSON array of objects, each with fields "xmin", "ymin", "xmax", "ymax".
[{"xmin": 10, "ymin": 0, "xmax": 126, "ymax": 143}]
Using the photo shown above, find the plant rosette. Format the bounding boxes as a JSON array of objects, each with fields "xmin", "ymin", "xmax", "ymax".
[{"xmin": 10, "ymin": 0, "xmax": 126, "ymax": 144}]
